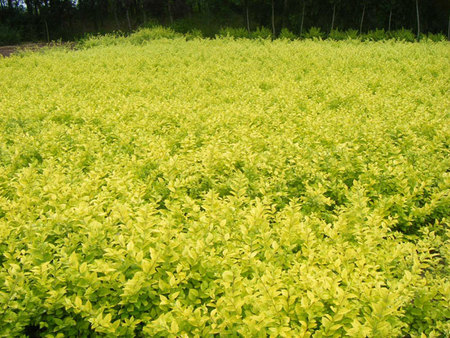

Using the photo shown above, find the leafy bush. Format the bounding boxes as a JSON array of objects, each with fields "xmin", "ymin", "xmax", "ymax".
[
  {"xmin": 128, "ymin": 26, "xmax": 182, "ymax": 44},
  {"xmin": 185, "ymin": 28, "xmax": 204, "ymax": 40},
  {"xmin": 329, "ymin": 29, "xmax": 360, "ymax": 41},
  {"xmin": 78, "ymin": 27, "xmax": 184, "ymax": 49},
  {"xmin": 328, "ymin": 29, "xmax": 348, "ymax": 40},
  {"xmin": 0, "ymin": 40, "xmax": 449, "ymax": 336},
  {"xmin": 363, "ymin": 28, "xmax": 387, "ymax": 41},
  {"xmin": 302, "ymin": 26, "xmax": 324, "ymax": 40},
  {"xmin": 388, "ymin": 28, "xmax": 416, "ymax": 42},
  {"xmin": 278, "ymin": 28, "xmax": 297, "ymax": 40},
  {"xmin": 0, "ymin": 24, "xmax": 21, "ymax": 45},
  {"xmin": 77, "ymin": 32, "xmax": 125, "ymax": 49},
  {"xmin": 250, "ymin": 26, "xmax": 272, "ymax": 39},
  {"xmin": 344, "ymin": 29, "xmax": 360, "ymax": 40},
  {"xmin": 424, "ymin": 32, "xmax": 446, "ymax": 42},
  {"xmin": 217, "ymin": 27, "xmax": 250, "ymax": 39}
]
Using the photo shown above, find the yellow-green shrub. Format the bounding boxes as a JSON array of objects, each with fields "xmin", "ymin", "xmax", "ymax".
[{"xmin": 0, "ymin": 39, "xmax": 449, "ymax": 336}]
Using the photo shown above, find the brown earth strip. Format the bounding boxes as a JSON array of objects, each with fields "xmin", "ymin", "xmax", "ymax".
[{"xmin": 0, "ymin": 43, "xmax": 75, "ymax": 57}]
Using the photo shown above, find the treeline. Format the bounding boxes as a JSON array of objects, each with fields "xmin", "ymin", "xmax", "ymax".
[{"xmin": 1, "ymin": 0, "xmax": 449, "ymax": 44}]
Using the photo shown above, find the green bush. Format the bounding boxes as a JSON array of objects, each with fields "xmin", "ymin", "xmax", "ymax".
[
  {"xmin": 0, "ymin": 24, "xmax": 21, "ymax": 46},
  {"xmin": 425, "ymin": 32, "xmax": 446, "ymax": 42},
  {"xmin": 328, "ymin": 29, "xmax": 346, "ymax": 40},
  {"xmin": 328, "ymin": 29, "xmax": 358, "ymax": 41},
  {"xmin": 77, "ymin": 32, "xmax": 125, "ymax": 49},
  {"xmin": 278, "ymin": 28, "xmax": 297, "ymax": 40},
  {"xmin": 388, "ymin": 28, "xmax": 416, "ymax": 42},
  {"xmin": 329, "ymin": 29, "xmax": 360, "ymax": 41},
  {"xmin": 302, "ymin": 26, "xmax": 324, "ymax": 40},
  {"xmin": 250, "ymin": 26, "xmax": 272, "ymax": 39},
  {"xmin": 345, "ymin": 29, "xmax": 360, "ymax": 40},
  {"xmin": 363, "ymin": 28, "xmax": 387, "ymax": 41},
  {"xmin": 217, "ymin": 27, "xmax": 250, "ymax": 39},
  {"xmin": 185, "ymin": 29, "xmax": 204, "ymax": 41},
  {"xmin": 128, "ymin": 26, "xmax": 182, "ymax": 45}
]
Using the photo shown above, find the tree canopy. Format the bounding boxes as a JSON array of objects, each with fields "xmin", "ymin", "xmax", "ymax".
[{"xmin": 0, "ymin": 0, "xmax": 449, "ymax": 43}]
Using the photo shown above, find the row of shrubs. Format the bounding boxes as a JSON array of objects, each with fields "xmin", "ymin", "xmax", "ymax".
[
  {"xmin": 3, "ymin": 25, "xmax": 447, "ymax": 47},
  {"xmin": 218, "ymin": 26, "xmax": 447, "ymax": 42},
  {"xmin": 78, "ymin": 25, "xmax": 447, "ymax": 49}
]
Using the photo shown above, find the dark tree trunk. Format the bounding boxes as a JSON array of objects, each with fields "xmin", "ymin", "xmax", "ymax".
[
  {"xmin": 44, "ymin": 18, "xmax": 49, "ymax": 42},
  {"xmin": 331, "ymin": 3, "xmax": 336, "ymax": 32},
  {"xmin": 93, "ymin": 11, "xmax": 99, "ymax": 31},
  {"xmin": 25, "ymin": 0, "xmax": 34, "ymax": 15},
  {"xmin": 388, "ymin": 8, "xmax": 392, "ymax": 31},
  {"xmin": 415, "ymin": 0, "xmax": 420, "ymax": 40},
  {"xmin": 447, "ymin": 16, "xmax": 450, "ymax": 41},
  {"xmin": 271, "ymin": 0, "xmax": 275, "ymax": 36},
  {"xmin": 300, "ymin": 0, "xmax": 305, "ymax": 37},
  {"xmin": 168, "ymin": 0, "xmax": 173, "ymax": 25},
  {"xmin": 35, "ymin": 1, "xmax": 41, "ymax": 16},
  {"xmin": 99, "ymin": 9, "xmax": 104, "ymax": 29},
  {"xmin": 246, "ymin": 0, "xmax": 250, "ymax": 33},
  {"xmin": 282, "ymin": 0, "xmax": 288, "ymax": 28},
  {"xmin": 114, "ymin": 5, "xmax": 120, "ymax": 30},
  {"xmin": 359, "ymin": 4, "xmax": 365, "ymax": 35},
  {"xmin": 126, "ymin": 8, "xmax": 132, "ymax": 30},
  {"xmin": 141, "ymin": 0, "xmax": 147, "ymax": 24}
]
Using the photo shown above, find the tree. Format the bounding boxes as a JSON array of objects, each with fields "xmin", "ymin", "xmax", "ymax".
[
  {"xmin": 359, "ymin": 0, "xmax": 366, "ymax": 35},
  {"xmin": 388, "ymin": 0, "xmax": 393, "ymax": 31},
  {"xmin": 167, "ymin": 0, "xmax": 174, "ymax": 25},
  {"xmin": 282, "ymin": 0, "xmax": 288, "ymax": 28},
  {"xmin": 230, "ymin": 0, "xmax": 252, "ymax": 33},
  {"xmin": 415, "ymin": 0, "xmax": 420, "ymax": 40},
  {"xmin": 122, "ymin": 0, "xmax": 132, "ymax": 30},
  {"xmin": 329, "ymin": 0, "xmax": 342, "ymax": 32},
  {"xmin": 271, "ymin": 0, "xmax": 275, "ymax": 36},
  {"xmin": 245, "ymin": 0, "xmax": 250, "ymax": 32},
  {"xmin": 299, "ymin": 0, "xmax": 306, "ymax": 36}
]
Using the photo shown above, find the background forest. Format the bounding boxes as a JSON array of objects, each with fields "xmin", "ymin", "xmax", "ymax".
[{"xmin": 1, "ymin": 0, "xmax": 449, "ymax": 45}]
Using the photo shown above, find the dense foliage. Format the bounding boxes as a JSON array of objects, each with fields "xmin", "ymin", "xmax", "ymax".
[
  {"xmin": 0, "ymin": 39, "xmax": 449, "ymax": 336},
  {"xmin": 1, "ymin": 0, "xmax": 449, "ymax": 44}
]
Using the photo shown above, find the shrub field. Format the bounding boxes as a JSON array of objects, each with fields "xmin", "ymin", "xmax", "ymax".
[{"xmin": 0, "ymin": 39, "xmax": 449, "ymax": 336}]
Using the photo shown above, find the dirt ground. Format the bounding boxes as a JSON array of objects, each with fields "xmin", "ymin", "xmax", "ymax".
[{"xmin": 0, "ymin": 43, "xmax": 74, "ymax": 57}]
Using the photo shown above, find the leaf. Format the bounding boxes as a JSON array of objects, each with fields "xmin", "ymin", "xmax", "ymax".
[{"xmin": 222, "ymin": 271, "xmax": 233, "ymax": 283}]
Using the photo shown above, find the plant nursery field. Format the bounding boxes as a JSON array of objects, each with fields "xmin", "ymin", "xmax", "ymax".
[{"xmin": 0, "ymin": 39, "xmax": 449, "ymax": 336}]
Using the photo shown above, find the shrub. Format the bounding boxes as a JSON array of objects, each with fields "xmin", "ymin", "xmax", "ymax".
[
  {"xmin": 278, "ymin": 28, "xmax": 297, "ymax": 40},
  {"xmin": 250, "ymin": 26, "xmax": 272, "ymax": 39},
  {"xmin": 345, "ymin": 29, "xmax": 360, "ymax": 40},
  {"xmin": 217, "ymin": 27, "xmax": 250, "ymax": 39},
  {"xmin": 388, "ymin": 28, "xmax": 415, "ymax": 42},
  {"xmin": 363, "ymin": 28, "xmax": 387, "ymax": 41},
  {"xmin": 302, "ymin": 26, "xmax": 324, "ymax": 40},
  {"xmin": 328, "ymin": 29, "xmax": 348, "ymax": 41},
  {"xmin": 185, "ymin": 29, "xmax": 204, "ymax": 41},
  {"xmin": 77, "ymin": 32, "xmax": 125, "ymax": 49},
  {"xmin": 128, "ymin": 26, "xmax": 182, "ymax": 45},
  {"xmin": 0, "ymin": 39, "xmax": 449, "ymax": 337},
  {"xmin": 329, "ymin": 29, "xmax": 362, "ymax": 41},
  {"xmin": 425, "ymin": 32, "xmax": 446, "ymax": 42}
]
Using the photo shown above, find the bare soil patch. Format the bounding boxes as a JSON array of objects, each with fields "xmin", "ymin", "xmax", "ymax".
[{"xmin": 0, "ymin": 42, "xmax": 75, "ymax": 57}]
